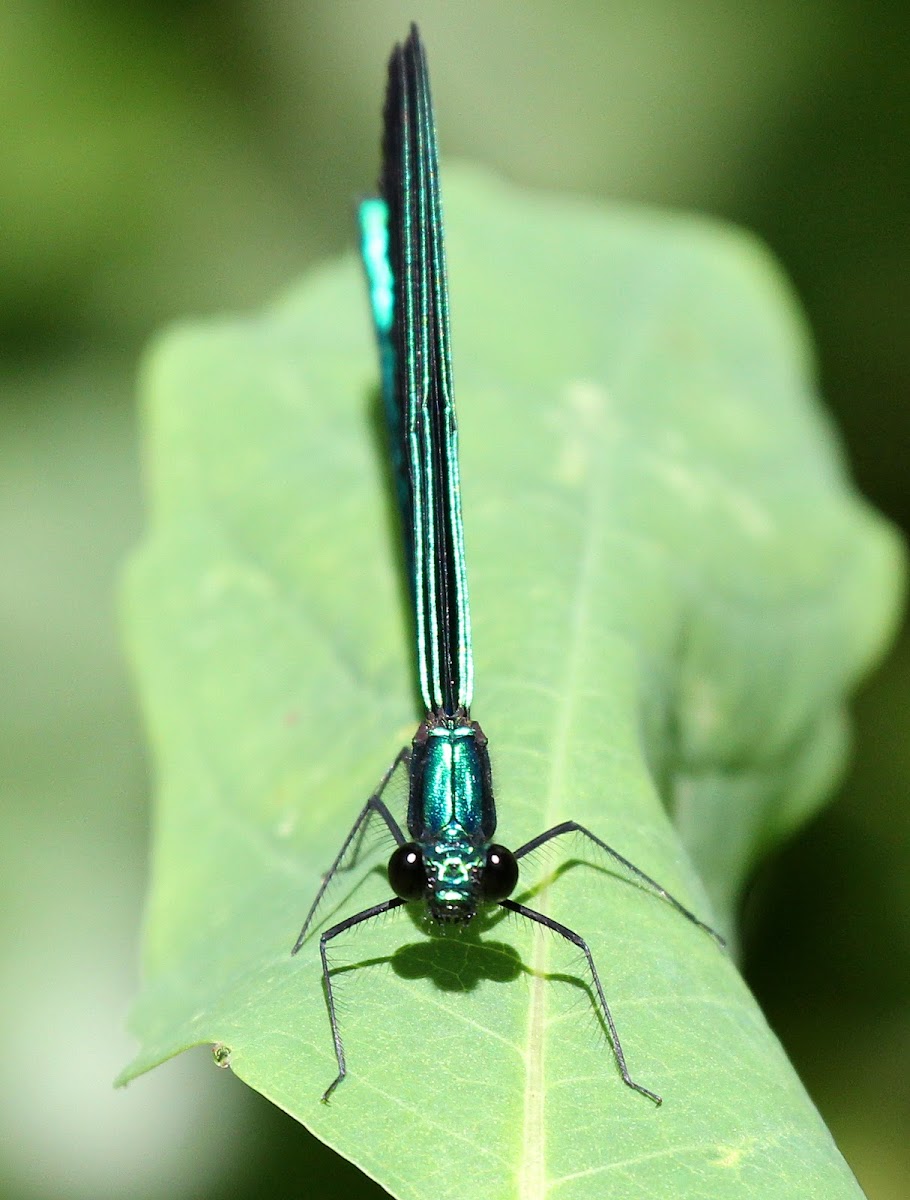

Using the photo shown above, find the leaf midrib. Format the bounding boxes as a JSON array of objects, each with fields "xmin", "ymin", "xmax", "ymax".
[{"xmin": 518, "ymin": 433, "xmax": 603, "ymax": 1200}]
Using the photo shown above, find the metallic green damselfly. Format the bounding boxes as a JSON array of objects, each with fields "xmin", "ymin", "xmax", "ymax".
[{"xmin": 293, "ymin": 24, "xmax": 723, "ymax": 1105}]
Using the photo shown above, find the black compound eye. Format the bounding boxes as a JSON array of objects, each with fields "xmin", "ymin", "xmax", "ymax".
[
  {"xmin": 481, "ymin": 844, "xmax": 519, "ymax": 901},
  {"xmin": 388, "ymin": 843, "xmax": 427, "ymax": 900}
]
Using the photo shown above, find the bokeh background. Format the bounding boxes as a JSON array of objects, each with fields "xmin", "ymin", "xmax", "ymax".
[{"xmin": 2, "ymin": 2, "xmax": 908, "ymax": 1198}]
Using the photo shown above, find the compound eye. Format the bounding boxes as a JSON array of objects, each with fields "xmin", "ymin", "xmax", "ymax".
[
  {"xmin": 388, "ymin": 843, "xmax": 427, "ymax": 901},
  {"xmin": 481, "ymin": 844, "xmax": 519, "ymax": 900}
]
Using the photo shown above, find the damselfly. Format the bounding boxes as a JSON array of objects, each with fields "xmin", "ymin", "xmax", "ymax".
[{"xmin": 293, "ymin": 23, "xmax": 723, "ymax": 1105}]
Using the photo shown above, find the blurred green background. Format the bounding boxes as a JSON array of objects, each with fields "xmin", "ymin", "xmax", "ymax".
[{"xmin": 2, "ymin": 2, "xmax": 907, "ymax": 1198}]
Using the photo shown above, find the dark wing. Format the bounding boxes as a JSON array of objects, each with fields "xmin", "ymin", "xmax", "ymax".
[{"xmin": 360, "ymin": 25, "xmax": 473, "ymax": 717}]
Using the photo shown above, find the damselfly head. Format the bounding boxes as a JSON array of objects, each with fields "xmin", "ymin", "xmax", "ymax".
[
  {"xmin": 388, "ymin": 839, "xmax": 486, "ymax": 923},
  {"xmin": 387, "ymin": 838, "xmax": 520, "ymax": 924}
]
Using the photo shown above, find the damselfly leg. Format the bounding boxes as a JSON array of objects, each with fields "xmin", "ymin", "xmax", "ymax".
[{"xmin": 292, "ymin": 747, "xmax": 409, "ymax": 953}]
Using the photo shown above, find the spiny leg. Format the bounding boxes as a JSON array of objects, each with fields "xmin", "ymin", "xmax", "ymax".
[
  {"xmin": 292, "ymin": 747, "xmax": 409, "ymax": 954},
  {"xmin": 499, "ymin": 897, "xmax": 662, "ymax": 1105},
  {"xmin": 319, "ymin": 897, "xmax": 406, "ymax": 1102},
  {"xmin": 513, "ymin": 820, "xmax": 724, "ymax": 946}
]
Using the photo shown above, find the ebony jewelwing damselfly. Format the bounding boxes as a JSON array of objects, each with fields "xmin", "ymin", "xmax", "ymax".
[{"xmin": 293, "ymin": 23, "xmax": 724, "ymax": 1105}]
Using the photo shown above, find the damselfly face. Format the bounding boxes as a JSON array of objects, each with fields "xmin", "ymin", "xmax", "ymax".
[
  {"xmin": 425, "ymin": 839, "xmax": 485, "ymax": 923},
  {"xmin": 388, "ymin": 839, "xmax": 519, "ymax": 923}
]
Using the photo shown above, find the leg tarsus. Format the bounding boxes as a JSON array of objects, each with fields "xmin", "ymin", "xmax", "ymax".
[
  {"xmin": 317, "ymin": 897, "xmax": 405, "ymax": 1102},
  {"xmin": 500, "ymin": 897, "xmax": 662, "ymax": 1105}
]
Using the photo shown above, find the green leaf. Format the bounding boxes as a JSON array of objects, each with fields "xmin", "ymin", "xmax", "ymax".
[{"xmin": 120, "ymin": 167, "xmax": 903, "ymax": 1199}]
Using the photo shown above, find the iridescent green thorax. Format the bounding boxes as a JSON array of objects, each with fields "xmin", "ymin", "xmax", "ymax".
[
  {"xmin": 411, "ymin": 725, "xmax": 488, "ymax": 836},
  {"xmin": 407, "ymin": 722, "xmax": 496, "ymax": 923}
]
